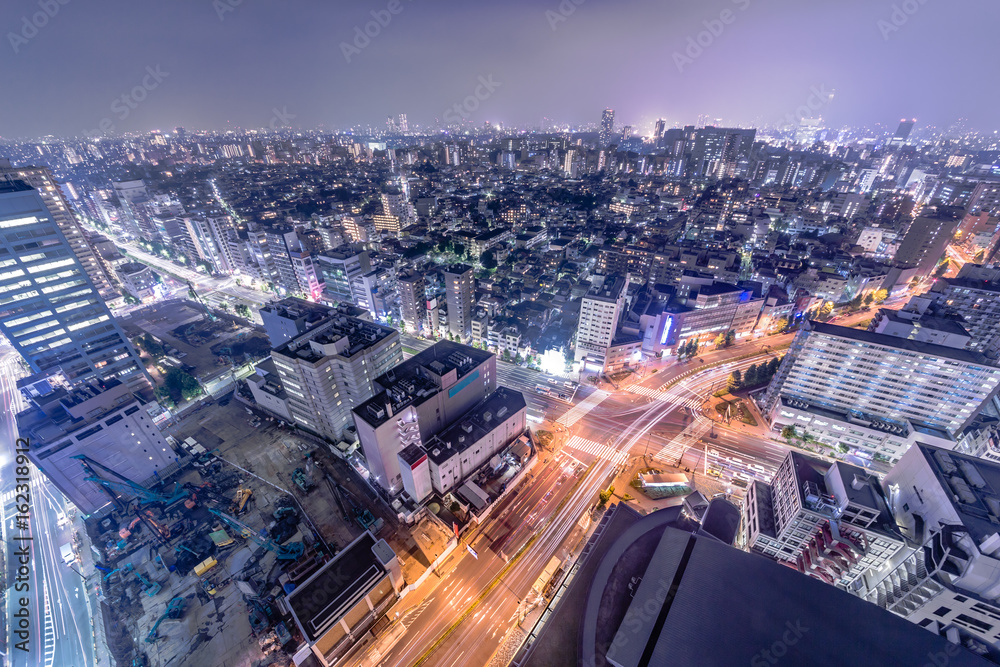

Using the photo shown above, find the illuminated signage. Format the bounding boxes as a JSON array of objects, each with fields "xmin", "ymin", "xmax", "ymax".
[{"xmin": 660, "ymin": 315, "xmax": 674, "ymax": 346}]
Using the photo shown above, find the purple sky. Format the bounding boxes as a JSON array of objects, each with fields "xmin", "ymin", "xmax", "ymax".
[{"xmin": 1, "ymin": 0, "xmax": 998, "ymax": 137}]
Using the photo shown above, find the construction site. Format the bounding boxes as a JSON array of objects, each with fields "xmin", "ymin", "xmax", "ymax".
[{"xmin": 79, "ymin": 393, "xmax": 453, "ymax": 667}]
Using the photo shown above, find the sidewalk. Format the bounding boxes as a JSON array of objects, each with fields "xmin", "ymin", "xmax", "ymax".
[{"xmin": 71, "ymin": 511, "xmax": 111, "ymax": 666}]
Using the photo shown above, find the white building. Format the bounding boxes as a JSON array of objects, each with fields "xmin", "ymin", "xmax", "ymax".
[
  {"xmin": 576, "ymin": 274, "xmax": 629, "ymax": 372},
  {"xmin": 744, "ymin": 451, "xmax": 906, "ymax": 592},
  {"xmin": 762, "ymin": 321, "xmax": 1000, "ymax": 464},
  {"xmin": 869, "ymin": 444, "xmax": 1000, "ymax": 652},
  {"xmin": 271, "ymin": 315, "xmax": 402, "ymax": 443}
]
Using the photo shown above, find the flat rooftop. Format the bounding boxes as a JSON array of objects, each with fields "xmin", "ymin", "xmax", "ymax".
[
  {"xmin": 634, "ymin": 528, "xmax": 987, "ymax": 667},
  {"xmin": 354, "ymin": 341, "xmax": 494, "ymax": 428},
  {"xmin": 425, "ymin": 387, "xmax": 526, "ymax": 465},
  {"xmin": 808, "ymin": 320, "xmax": 990, "ymax": 365},
  {"xmin": 286, "ymin": 532, "xmax": 383, "ymax": 642},
  {"xmin": 916, "ymin": 444, "xmax": 1000, "ymax": 546}
]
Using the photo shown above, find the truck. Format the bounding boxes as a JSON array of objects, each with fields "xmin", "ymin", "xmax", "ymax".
[
  {"xmin": 532, "ymin": 556, "xmax": 562, "ymax": 597},
  {"xmin": 60, "ymin": 543, "xmax": 75, "ymax": 565}
]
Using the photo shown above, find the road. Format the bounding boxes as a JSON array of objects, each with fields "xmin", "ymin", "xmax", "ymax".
[
  {"xmin": 1, "ymin": 352, "xmax": 96, "ymax": 667},
  {"xmin": 389, "ymin": 311, "xmax": 884, "ymax": 665}
]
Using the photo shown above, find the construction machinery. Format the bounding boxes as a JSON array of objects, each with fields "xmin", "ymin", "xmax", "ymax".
[
  {"xmin": 292, "ymin": 468, "xmax": 315, "ymax": 493},
  {"xmin": 229, "ymin": 486, "xmax": 253, "ymax": 514},
  {"xmin": 207, "ymin": 509, "xmax": 304, "ymax": 561},
  {"xmin": 145, "ymin": 597, "xmax": 185, "ymax": 643},
  {"xmin": 74, "ymin": 455, "xmax": 189, "ymax": 508},
  {"xmin": 133, "ymin": 568, "xmax": 162, "ymax": 597}
]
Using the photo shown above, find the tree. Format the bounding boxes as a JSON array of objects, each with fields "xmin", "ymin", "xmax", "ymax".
[
  {"xmin": 773, "ymin": 317, "xmax": 788, "ymax": 333},
  {"xmin": 690, "ymin": 339, "xmax": 700, "ymax": 357},
  {"xmin": 873, "ymin": 289, "xmax": 888, "ymax": 304},
  {"xmin": 848, "ymin": 294, "xmax": 863, "ymax": 311},
  {"xmin": 514, "ymin": 352, "xmax": 523, "ymax": 364},
  {"xmin": 481, "ymin": 250, "xmax": 497, "ymax": 270},
  {"xmin": 974, "ymin": 249, "xmax": 986, "ymax": 263},
  {"xmin": 838, "ymin": 443, "xmax": 850, "ymax": 453},
  {"xmin": 933, "ymin": 259, "xmax": 950, "ymax": 278},
  {"xmin": 781, "ymin": 425, "xmax": 797, "ymax": 442},
  {"xmin": 453, "ymin": 242, "xmax": 466, "ymax": 258},
  {"xmin": 744, "ymin": 364, "xmax": 759, "ymax": 387},
  {"xmin": 863, "ymin": 292, "xmax": 874, "ymax": 307},
  {"xmin": 767, "ymin": 356, "xmax": 781, "ymax": 376},
  {"xmin": 725, "ymin": 329, "xmax": 736, "ymax": 347},
  {"xmin": 818, "ymin": 301, "xmax": 834, "ymax": 319},
  {"xmin": 235, "ymin": 303, "xmax": 251, "ymax": 318},
  {"xmin": 163, "ymin": 367, "xmax": 202, "ymax": 402},
  {"xmin": 599, "ymin": 486, "xmax": 615, "ymax": 505},
  {"xmin": 713, "ymin": 333, "xmax": 726, "ymax": 349},
  {"xmin": 727, "ymin": 369, "xmax": 742, "ymax": 390}
]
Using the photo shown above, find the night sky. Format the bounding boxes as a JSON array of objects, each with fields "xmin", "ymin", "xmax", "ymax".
[{"xmin": 2, "ymin": 0, "xmax": 998, "ymax": 137}]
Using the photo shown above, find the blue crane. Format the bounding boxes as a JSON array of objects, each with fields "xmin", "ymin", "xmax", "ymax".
[
  {"xmin": 73, "ymin": 455, "xmax": 188, "ymax": 506},
  {"xmin": 145, "ymin": 597, "xmax": 185, "ymax": 643},
  {"xmin": 207, "ymin": 508, "xmax": 304, "ymax": 561}
]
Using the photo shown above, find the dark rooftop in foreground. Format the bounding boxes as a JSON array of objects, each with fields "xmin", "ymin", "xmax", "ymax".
[{"xmin": 522, "ymin": 504, "xmax": 988, "ymax": 667}]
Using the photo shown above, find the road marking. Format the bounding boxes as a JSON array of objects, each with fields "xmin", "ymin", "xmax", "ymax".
[
  {"xmin": 556, "ymin": 390, "xmax": 609, "ymax": 426},
  {"xmin": 563, "ymin": 436, "xmax": 628, "ymax": 465},
  {"xmin": 627, "ymin": 385, "xmax": 702, "ymax": 408}
]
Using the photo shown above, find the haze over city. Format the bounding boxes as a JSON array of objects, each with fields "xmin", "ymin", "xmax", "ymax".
[{"xmin": 2, "ymin": 0, "xmax": 1000, "ymax": 137}]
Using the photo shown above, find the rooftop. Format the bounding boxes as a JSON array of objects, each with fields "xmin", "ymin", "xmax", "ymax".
[
  {"xmin": 354, "ymin": 341, "xmax": 494, "ymax": 428},
  {"xmin": 273, "ymin": 314, "xmax": 395, "ymax": 363},
  {"xmin": 425, "ymin": 387, "xmax": 526, "ymax": 465},
  {"xmin": 915, "ymin": 443, "xmax": 1000, "ymax": 546},
  {"xmin": 808, "ymin": 320, "xmax": 991, "ymax": 366},
  {"xmin": 286, "ymin": 531, "xmax": 383, "ymax": 642}
]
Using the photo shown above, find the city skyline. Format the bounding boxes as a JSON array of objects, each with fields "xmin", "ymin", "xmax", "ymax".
[{"xmin": 2, "ymin": 0, "xmax": 1000, "ymax": 137}]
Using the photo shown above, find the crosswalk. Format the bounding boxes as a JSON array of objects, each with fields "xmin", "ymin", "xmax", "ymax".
[
  {"xmin": 626, "ymin": 385, "xmax": 702, "ymax": 409},
  {"xmin": 649, "ymin": 417, "xmax": 713, "ymax": 464},
  {"xmin": 563, "ymin": 435, "xmax": 629, "ymax": 466},
  {"xmin": 556, "ymin": 389, "xmax": 609, "ymax": 427}
]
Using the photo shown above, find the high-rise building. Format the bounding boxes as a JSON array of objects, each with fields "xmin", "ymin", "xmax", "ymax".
[
  {"xmin": 575, "ymin": 274, "xmax": 629, "ymax": 372},
  {"xmin": 0, "ymin": 160, "xmax": 118, "ymax": 301},
  {"xmin": 352, "ymin": 341, "xmax": 497, "ymax": 491},
  {"xmin": 398, "ymin": 270, "xmax": 426, "ymax": 335},
  {"xmin": 893, "ymin": 207, "xmax": 963, "ymax": 277},
  {"xmin": 926, "ymin": 263, "xmax": 1000, "ymax": 358},
  {"xmin": 744, "ymin": 451, "xmax": 905, "ymax": 591},
  {"xmin": 653, "ymin": 118, "xmax": 666, "ymax": 147},
  {"xmin": 316, "ymin": 245, "xmax": 371, "ymax": 306},
  {"xmin": 620, "ymin": 125, "xmax": 632, "ymax": 142},
  {"xmin": 888, "ymin": 118, "xmax": 916, "ymax": 147},
  {"xmin": 0, "ymin": 180, "xmax": 149, "ymax": 390},
  {"xmin": 260, "ymin": 297, "xmax": 334, "ymax": 347},
  {"xmin": 113, "ymin": 179, "xmax": 157, "ymax": 240},
  {"xmin": 599, "ymin": 108, "xmax": 615, "ymax": 147},
  {"xmin": 761, "ymin": 320, "xmax": 1000, "ymax": 464},
  {"xmin": 443, "ymin": 264, "xmax": 474, "ymax": 341},
  {"xmin": 270, "ymin": 313, "xmax": 402, "ymax": 442},
  {"xmin": 690, "ymin": 127, "xmax": 757, "ymax": 178},
  {"xmin": 869, "ymin": 443, "xmax": 1000, "ymax": 652}
]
